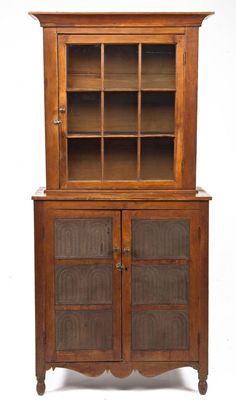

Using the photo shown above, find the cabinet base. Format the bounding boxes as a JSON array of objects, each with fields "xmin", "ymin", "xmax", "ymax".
[{"xmin": 36, "ymin": 361, "xmax": 205, "ymax": 394}]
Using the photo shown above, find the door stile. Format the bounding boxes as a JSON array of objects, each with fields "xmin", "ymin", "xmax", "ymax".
[
  {"xmin": 58, "ymin": 36, "xmax": 68, "ymax": 187},
  {"xmin": 121, "ymin": 211, "xmax": 132, "ymax": 361},
  {"xmin": 112, "ymin": 211, "xmax": 122, "ymax": 359}
]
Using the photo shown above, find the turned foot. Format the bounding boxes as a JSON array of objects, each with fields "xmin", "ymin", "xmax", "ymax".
[
  {"xmin": 36, "ymin": 376, "xmax": 46, "ymax": 395},
  {"xmin": 198, "ymin": 378, "xmax": 208, "ymax": 395}
]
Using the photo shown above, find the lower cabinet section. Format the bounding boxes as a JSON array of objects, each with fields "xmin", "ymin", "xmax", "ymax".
[{"xmin": 34, "ymin": 199, "xmax": 209, "ymax": 395}]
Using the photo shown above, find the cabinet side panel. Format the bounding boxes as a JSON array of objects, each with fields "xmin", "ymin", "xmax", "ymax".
[
  {"xmin": 34, "ymin": 202, "xmax": 46, "ymax": 379},
  {"xmin": 182, "ymin": 27, "xmax": 199, "ymax": 189},
  {"xmin": 199, "ymin": 202, "xmax": 209, "ymax": 377},
  {"xmin": 43, "ymin": 28, "xmax": 59, "ymax": 189}
]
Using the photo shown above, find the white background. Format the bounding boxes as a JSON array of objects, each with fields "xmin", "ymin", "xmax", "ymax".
[{"xmin": 0, "ymin": 0, "xmax": 235, "ymax": 402}]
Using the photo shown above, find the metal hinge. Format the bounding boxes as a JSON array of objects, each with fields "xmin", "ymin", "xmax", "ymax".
[
  {"xmin": 184, "ymin": 50, "xmax": 186, "ymax": 65},
  {"xmin": 198, "ymin": 226, "xmax": 201, "ymax": 241}
]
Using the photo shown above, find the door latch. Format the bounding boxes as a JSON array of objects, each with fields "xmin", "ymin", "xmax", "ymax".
[{"xmin": 115, "ymin": 262, "xmax": 124, "ymax": 272}]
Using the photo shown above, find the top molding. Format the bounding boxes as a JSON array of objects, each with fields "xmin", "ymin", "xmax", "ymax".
[{"xmin": 29, "ymin": 12, "xmax": 214, "ymax": 28}]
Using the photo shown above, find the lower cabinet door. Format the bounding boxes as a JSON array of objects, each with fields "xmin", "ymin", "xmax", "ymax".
[
  {"xmin": 45, "ymin": 209, "xmax": 122, "ymax": 362},
  {"xmin": 122, "ymin": 209, "xmax": 200, "ymax": 362}
]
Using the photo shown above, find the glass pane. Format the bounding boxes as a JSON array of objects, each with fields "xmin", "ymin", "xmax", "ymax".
[
  {"xmin": 104, "ymin": 92, "xmax": 138, "ymax": 134},
  {"xmin": 104, "ymin": 138, "xmax": 137, "ymax": 180},
  {"xmin": 68, "ymin": 138, "xmax": 101, "ymax": 180},
  {"xmin": 104, "ymin": 45, "xmax": 138, "ymax": 90},
  {"xmin": 141, "ymin": 138, "xmax": 174, "ymax": 180},
  {"xmin": 141, "ymin": 92, "xmax": 175, "ymax": 134},
  {"xmin": 142, "ymin": 45, "xmax": 176, "ymax": 90},
  {"xmin": 67, "ymin": 92, "xmax": 101, "ymax": 135},
  {"xmin": 67, "ymin": 45, "xmax": 101, "ymax": 90}
]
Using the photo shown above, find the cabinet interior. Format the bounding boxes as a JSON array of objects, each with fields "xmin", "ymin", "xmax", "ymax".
[{"xmin": 65, "ymin": 43, "xmax": 177, "ymax": 184}]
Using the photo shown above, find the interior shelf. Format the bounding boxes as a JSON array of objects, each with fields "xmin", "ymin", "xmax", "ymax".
[
  {"xmin": 104, "ymin": 92, "xmax": 138, "ymax": 134},
  {"xmin": 141, "ymin": 137, "xmax": 174, "ymax": 180},
  {"xmin": 68, "ymin": 138, "xmax": 101, "ymax": 180},
  {"xmin": 141, "ymin": 92, "xmax": 175, "ymax": 134},
  {"xmin": 65, "ymin": 42, "xmax": 177, "ymax": 183},
  {"xmin": 142, "ymin": 45, "xmax": 176, "ymax": 90},
  {"xmin": 67, "ymin": 45, "xmax": 101, "ymax": 91},
  {"xmin": 104, "ymin": 45, "xmax": 138, "ymax": 90},
  {"xmin": 104, "ymin": 138, "xmax": 137, "ymax": 180},
  {"xmin": 140, "ymin": 133, "xmax": 175, "ymax": 137},
  {"xmin": 67, "ymin": 92, "xmax": 101, "ymax": 134}
]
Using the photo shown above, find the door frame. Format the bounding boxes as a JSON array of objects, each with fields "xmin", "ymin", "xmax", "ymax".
[
  {"xmin": 122, "ymin": 209, "xmax": 200, "ymax": 362},
  {"xmin": 44, "ymin": 209, "xmax": 122, "ymax": 362},
  {"xmin": 57, "ymin": 34, "xmax": 184, "ymax": 190}
]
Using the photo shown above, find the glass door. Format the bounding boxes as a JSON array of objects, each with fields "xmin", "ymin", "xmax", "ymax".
[{"xmin": 58, "ymin": 35, "xmax": 184, "ymax": 189}]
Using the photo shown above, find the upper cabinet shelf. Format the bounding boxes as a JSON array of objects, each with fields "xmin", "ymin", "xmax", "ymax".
[
  {"xmin": 142, "ymin": 45, "xmax": 175, "ymax": 91},
  {"xmin": 67, "ymin": 45, "xmax": 101, "ymax": 91},
  {"xmin": 67, "ymin": 44, "xmax": 176, "ymax": 92},
  {"xmin": 29, "ymin": 12, "xmax": 214, "ymax": 191}
]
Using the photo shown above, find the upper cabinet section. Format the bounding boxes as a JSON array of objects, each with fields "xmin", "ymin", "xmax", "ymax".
[{"xmin": 29, "ymin": 12, "xmax": 214, "ymax": 191}]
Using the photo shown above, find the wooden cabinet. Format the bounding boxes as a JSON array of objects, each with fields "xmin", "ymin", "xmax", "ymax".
[{"xmin": 31, "ymin": 12, "xmax": 213, "ymax": 395}]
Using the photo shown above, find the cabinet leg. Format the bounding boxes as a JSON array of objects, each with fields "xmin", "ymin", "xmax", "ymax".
[
  {"xmin": 198, "ymin": 372, "xmax": 208, "ymax": 395},
  {"xmin": 36, "ymin": 374, "xmax": 46, "ymax": 395}
]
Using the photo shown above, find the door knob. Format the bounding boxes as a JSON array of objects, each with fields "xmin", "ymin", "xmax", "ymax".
[{"xmin": 53, "ymin": 119, "xmax": 62, "ymax": 125}]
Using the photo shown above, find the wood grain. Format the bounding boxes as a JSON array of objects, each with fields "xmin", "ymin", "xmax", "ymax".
[
  {"xmin": 182, "ymin": 28, "xmax": 199, "ymax": 189},
  {"xmin": 43, "ymin": 29, "xmax": 59, "ymax": 189},
  {"xmin": 34, "ymin": 202, "xmax": 46, "ymax": 392},
  {"xmin": 29, "ymin": 12, "xmax": 214, "ymax": 28}
]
